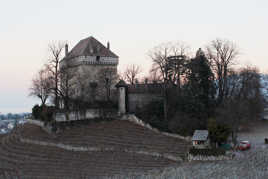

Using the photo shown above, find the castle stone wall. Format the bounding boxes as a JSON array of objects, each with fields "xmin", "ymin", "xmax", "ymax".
[
  {"xmin": 127, "ymin": 92, "xmax": 162, "ymax": 113},
  {"xmin": 60, "ymin": 56, "xmax": 118, "ymax": 102}
]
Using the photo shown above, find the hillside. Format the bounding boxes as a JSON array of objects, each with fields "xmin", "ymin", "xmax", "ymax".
[{"xmin": 0, "ymin": 119, "xmax": 190, "ymax": 178}]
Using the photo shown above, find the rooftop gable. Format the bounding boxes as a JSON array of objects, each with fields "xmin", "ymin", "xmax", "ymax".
[
  {"xmin": 65, "ymin": 36, "xmax": 118, "ymax": 59},
  {"xmin": 192, "ymin": 130, "xmax": 209, "ymax": 141}
]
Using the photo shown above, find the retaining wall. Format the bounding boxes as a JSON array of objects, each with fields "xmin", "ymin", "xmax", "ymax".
[
  {"xmin": 188, "ymin": 153, "xmax": 233, "ymax": 161},
  {"xmin": 120, "ymin": 114, "xmax": 191, "ymax": 142}
]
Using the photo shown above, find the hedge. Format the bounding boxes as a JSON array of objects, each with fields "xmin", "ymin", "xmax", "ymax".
[{"xmin": 189, "ymin": 148, "xmax": 226, "ymax": 156}]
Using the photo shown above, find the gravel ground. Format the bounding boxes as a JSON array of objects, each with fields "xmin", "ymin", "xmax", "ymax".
[
  {"xmin": 150, "ymin": 121, "xmax": 268, "ymax": 179},
  {"xmin": 110, "ymin": 121, "xmax": 268, "ymax": 179}
]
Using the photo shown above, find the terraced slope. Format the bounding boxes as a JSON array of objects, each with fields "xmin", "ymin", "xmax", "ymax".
[
  {"xmin": 0, "ymin": 119, "xmax": 190, "ymax": 178},
  {"xmin": 17, "ymin": 120, "xmax": 190, "ymax": 160},
  {"xmin": 0, "ymin": 135, "xmax": 177, "ymax": 178}
]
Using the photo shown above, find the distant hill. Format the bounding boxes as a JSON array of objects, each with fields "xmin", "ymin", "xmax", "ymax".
[
  {"xmin": 0, "ymin": 112, "xmax": 31, "ymax": 120},
  {"xmin": 260, "ymin": 74, "xmax": 268, "ymax": 103}
]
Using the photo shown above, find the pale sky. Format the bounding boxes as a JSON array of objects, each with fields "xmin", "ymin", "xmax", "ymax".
[{"xmin": 0, "ymin": 0, "xmax": 267, "ymax": 114}]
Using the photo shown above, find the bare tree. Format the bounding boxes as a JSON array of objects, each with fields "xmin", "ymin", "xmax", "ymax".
[
  {"xmin": 123, "ymin": 64, "xmax": 142, "ymax": 84},
  {"xmin": 149, "ymin": 42, "xmax": 190, "ymax": 85},
  {"xmin": 216, "ymin": 66, "xmax": 263, "ymax": 142},
  {"xmin": 224, "ymin": 68, "xmax": 240, "ymax": 99},
  {"xmin": 29, "ymin": 68, "xmax": 53, "ymax": 106},
  {"xmin": 148, "ymin": 42, "xmax": 190, "ymax": 121},
  {"xmin": 146, "ymin": 69, "xmax": 162, "ymax": 83},
  {"xmin": 206, "ymin": 38, "xmax": 239, "ymax": 104},
  {"xmin": 58, "ymin": 65, "xmax": 75, "ymax": 111},
  {"xmin": 45, "ymin": 41, "xmax": 65, "ymax": 108}
]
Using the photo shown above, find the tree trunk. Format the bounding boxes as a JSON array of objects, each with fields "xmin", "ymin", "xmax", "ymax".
[{"xmin": 164, "ymin": 82, "xmax": 168, "ymax": 121}]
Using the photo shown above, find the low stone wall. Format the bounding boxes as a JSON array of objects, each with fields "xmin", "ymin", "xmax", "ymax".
[
  {"xmin": 19, "ymin": 137, "xmax": 113, "ymax": 152},
  {"xmin": 188, "ymin": 153, "xmax": 233, "ymax": 161},
  {"xmin": 18, "ymin": 137, "xmax": 182, "ymax": 162},
  {"xmin": 121, "ymin": 114, "xmax": 191, "ymax": 142},
  {"xmin": 27, "ymin": 119, "xmax": 52, "ymax": 134},
  {"xmin": 55, "ymin": 108, "xmax": 117, "ymax": 122},
  {"xmin": 27, "ymin": 119, "xmax": 44, "ymax": 127}
]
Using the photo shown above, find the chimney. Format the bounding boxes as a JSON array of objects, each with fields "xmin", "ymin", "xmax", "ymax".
[
  {"xmin": 107, "ymin": 41, "xmax": 110, "ymax": 50},
  {"xmin": 65, "ymin": 44, "xmax": 68, "ymax": 57}
]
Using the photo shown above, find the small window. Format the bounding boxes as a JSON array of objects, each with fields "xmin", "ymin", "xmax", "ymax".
[
  {"xmin": 197, "ymin": 141, "xmax": 205, "ymax": 145},
  {"xmin": 105, "ymin": 78, "xmax": 109, "ymax": 85},
  {"xmin": 96, "ymin": 56, "xmax": 100, "ymax": 61}
]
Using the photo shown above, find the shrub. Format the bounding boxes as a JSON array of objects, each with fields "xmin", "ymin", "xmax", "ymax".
[
  {"xmin": 168, "ymin": 111, "xmax": 201, "ymax": 136},
  {"xmin": 40, "ymin": 105, "xmax": 56, "ymax": 122},
  {"xmin": 135, "ymin": 100, "xmax": 169, "ymax": 132},
  {"xmin": 32, "ymin": 104, "xmax": 56, "ymax": 122},
  {"xmin": 189, "ymin": 147, "xmax": 226, "ymax": 156},
  {"xmin": 32, "ymin": 104, "xmax": 42, "ymax": 119},
  {"xmin": 207, "ymin": 118, "xmax": 231, "ymax": 146}
]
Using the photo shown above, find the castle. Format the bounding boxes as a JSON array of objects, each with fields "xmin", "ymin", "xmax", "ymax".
[
  {"xmin": 59, "ymin": 36, "xmax": 119, "ymax": 103},
  {"xmin": 58, "ymin": 36, "xmax": 162, "ymax": 119}
]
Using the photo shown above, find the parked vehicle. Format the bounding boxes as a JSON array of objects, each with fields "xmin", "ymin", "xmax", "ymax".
[{"xmin": 238, "ymin": 141, "xmax": 251, "ymax": 151}]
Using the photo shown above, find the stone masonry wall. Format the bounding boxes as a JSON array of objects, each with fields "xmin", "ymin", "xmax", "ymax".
[
  {"xmin": 188, "ymin": 153, "xmax": 233, "ymax": 161},
  {"xmin": 127, "ymin": 93, "xmax": 162, "ymax": 113}
]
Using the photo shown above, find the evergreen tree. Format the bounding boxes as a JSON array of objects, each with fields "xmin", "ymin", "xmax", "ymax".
[{"xmin": 183, "ymin": 49, "xmax": 216, "ymax": 127}]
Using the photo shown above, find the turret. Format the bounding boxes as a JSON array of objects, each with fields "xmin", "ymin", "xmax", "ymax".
[
  {"xmin": 196, "ymin": 48, "xmax": 205, "ymax": 57},
  {"xmin": 116, "ymin": 80, "xmax": 128, "ymax": 115}
]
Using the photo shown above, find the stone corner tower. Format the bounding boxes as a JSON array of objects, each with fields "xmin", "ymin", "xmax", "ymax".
[{"xmin": 59, "ymin": 36, "xmax": 119, "ymax": 102}]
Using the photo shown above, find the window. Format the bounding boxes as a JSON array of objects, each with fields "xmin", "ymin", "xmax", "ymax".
[
  {"xmin": 105, "ymin": 78, "xmax": 110, "ymax": 85},
  {"xmin": 198, "ymin": 141, "xmax": 205, "ymax": 145},
  {"xmin": 96, "ymin": 56, "xmax": 100, "ymax": 61},
  {"xmin": 194, "ymin": 141, "xmax": 205, "ymax": 145}
]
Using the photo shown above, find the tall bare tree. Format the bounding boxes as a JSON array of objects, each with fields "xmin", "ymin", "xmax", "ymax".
[
  {"xmin": 29, "ymin": 68, "xmax": 53, "ymax": 106},
  {"xmin": 123, "ymin": 64, "xmax": 142, "ymax": 84},
  {"xmin": 149, "ymin": 42, "xmax": 189, "ymax": 84},
  {"xmin": 45, "ymin": 42, "xmax": 65, "ymax": 108},
  {"xmin": 206, "ymin": 38, "xmax": 239, "ymax": 104},
  {"xmin": 238, "ymin": 66, "xmax": 262, "ymax": 101},
  {"xmin": 58, "ymin": 65, "xmax": 75, "ymax": 111},
  {"xmin": 216, "ymin": 66, "xmax": 263, "ymax": 142},
  {"xmin": 148, "ymin": 42, "xmax": 190, "ymax": 121},
  {"xmin": 144, "ymin": 69, "xmax": 162, "ymax": 83}
]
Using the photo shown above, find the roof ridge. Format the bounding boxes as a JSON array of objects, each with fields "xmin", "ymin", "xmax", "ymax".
[{"xmin": 64, "ymin": 36, "xmax": 118, "ymax": 59}]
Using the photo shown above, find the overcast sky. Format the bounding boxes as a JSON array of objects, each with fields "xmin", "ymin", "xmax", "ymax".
[{"xmin": 0, "ymin": 0, "xmax": 267, "ymax": 114}]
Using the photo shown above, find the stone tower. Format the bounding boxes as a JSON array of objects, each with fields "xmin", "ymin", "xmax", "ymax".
[{"xmin": 59, "ymin": 36, "xmax": 119, "ymax": 102}]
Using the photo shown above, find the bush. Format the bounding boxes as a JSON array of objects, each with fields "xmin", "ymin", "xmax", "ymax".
[
  {"xmin": 189, "ymin": 147, "xmax": 226, "ymax": 156},
  {"xmin": 31, "ymin": 104, "xmax": 56, "ymax": 122},
  {"xmin": 40, "ymin": 105, "xmax": 56, "ymax": 122},
  {"xmin": 207, "ymin": 118, "xmax": 231, "ymax": 146},
  {"xmin": 135, "ymin": 100, "xmax": 169, "ymax": 132},
  {"xmin": 32, "ymin": 104, "xmax": 42, "ymax": 119},
  {"xmin": 168, "ymin": 111, "xmax": 201, "ymax": 136}
]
